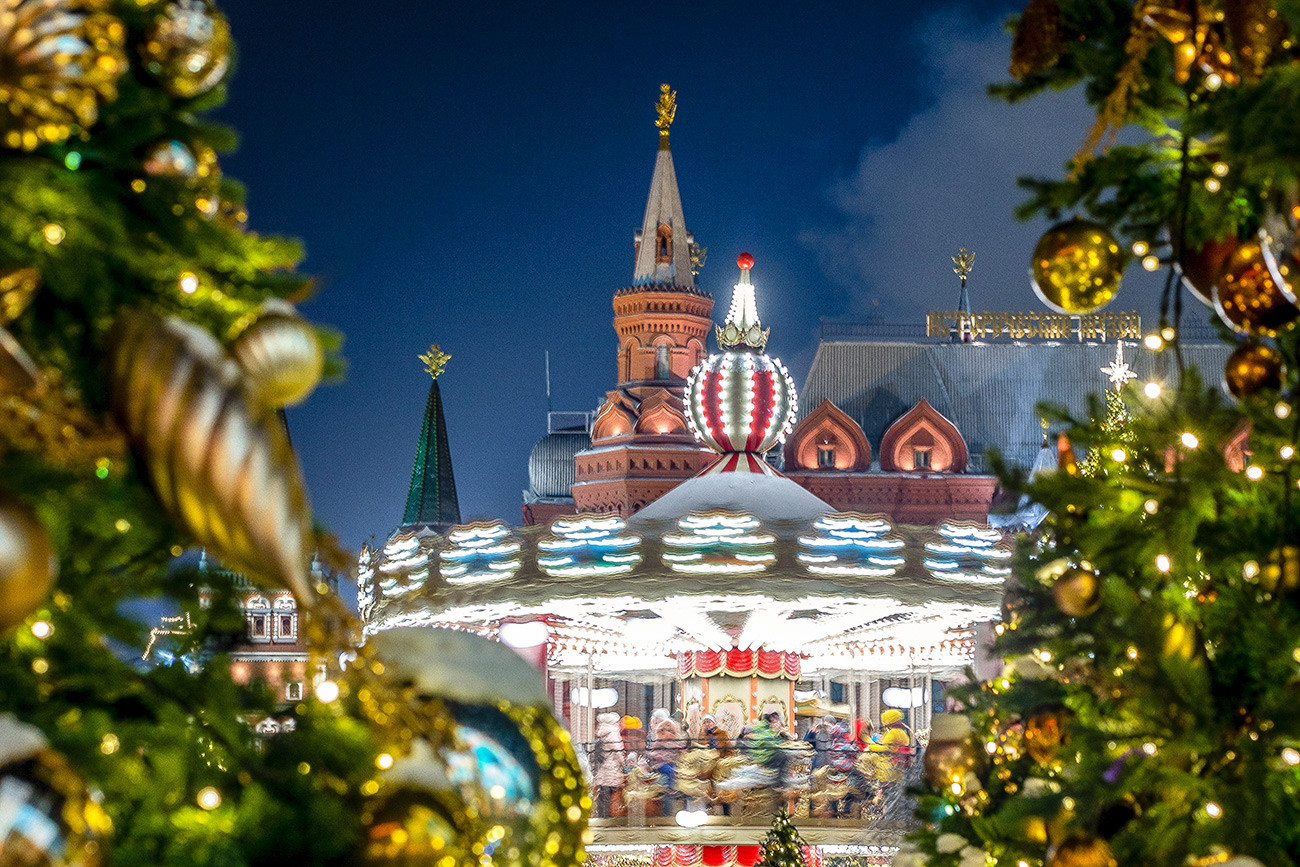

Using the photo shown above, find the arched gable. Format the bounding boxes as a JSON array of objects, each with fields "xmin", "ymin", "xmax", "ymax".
[
  {"xmin": 636, "ymin": 400, "xmax": 688, "ymax": 435},
  {"xmin": 591, "ymin": 397, "xmax": 635, "ymax": 442},
  {"xmin": 783, "ymin": 399, "xmax": 871, "ymax": 471},
  {"xmin": 879, "ymin": 398, "xmax": 968, "ymax": 472}
]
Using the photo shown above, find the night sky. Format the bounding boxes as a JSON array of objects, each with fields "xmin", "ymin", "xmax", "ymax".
[{"xmin": 211, "ymin": 1, "xmax": 1190, "ymax": 553}]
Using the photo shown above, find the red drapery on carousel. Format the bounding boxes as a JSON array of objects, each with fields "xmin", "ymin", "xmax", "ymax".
[
  {"xmin": 651, "ymin": 844, "xmax": 822, "ymax": 866},
  {"xmin": 677, "ymin": 648, "xmax": 801, "ymax": 680}
]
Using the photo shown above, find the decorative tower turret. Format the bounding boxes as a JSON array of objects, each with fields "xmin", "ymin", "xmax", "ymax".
[
  {"xmin": 571, "ymin": 86, "xmax": 717, "ymax": 518},
  {"xmin": 401, "ymin": 345, "xmax": 461, "ymax": 530}
]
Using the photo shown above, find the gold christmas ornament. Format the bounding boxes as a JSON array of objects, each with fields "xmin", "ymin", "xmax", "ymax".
[
  {"xmin": 0, "ymin": 267, "xmax": 40, "ymax": 325},
  {"xmin": 363, "ymin": 628, "xmax": 588, "ymax": 867},
  {"xmin": 0, "ymin": 715, "xmax": 110, "ymax": 864},
  {"xmin": 1053, "ymin": 565, "xmax": 1101, "ymax": 617},
  {"xmin": 0, "ymin": 491, "xmax": 56, "ymax": 634},
  {"xmin": 922, "ymin": 714, "xmax": 983, "ymax": 788},
  {"xmin": 1010, "ymin": 0, "xmax": 1064, "ymax": 79},
  {"xmin": 107, "ymin": 310, "xmax": 314, "ymax": 602},
  {"xmin": 1024, "ymin": 706, "xmax": 1069, "ymax": 765},
  {"xmin": 1162, "ymin": 613, "xmax": 1199, "ymax": 662},
  {"xmin": 1224, "ymin": 343, "xmax": 1285, "ymax": 398},
  {"xmin": 1260, "ymin": 546, "xmax": 1300, "ymax": 595},
  {"xmin": 0, "ymin": 0, "xmax": 126, "ymax": 151},
  {"xmin": 1180, "ymin": 236, "xmax": 1238, "ymax": 307},
  {"xmin": 1048, "ymin": 833, "xmax": 1117, "ymax": 867},
  {"xmin": 140, "ymin": 0, "xmax": 231, "ymax": 98},
  {"xmin": 231, "ymin": 300, "xmax": 323, "ymax": 408},
  {"xmin": 1214, "ymin": 240, "xmax": 1300, "ymax": 336},
  {"xmin": 1031, "ymin": 219, "xmax": 1124, "ymax": 314}
]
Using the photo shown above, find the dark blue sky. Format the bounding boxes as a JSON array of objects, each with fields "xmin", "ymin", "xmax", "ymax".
[{"xmin": 211, "ymin": 1, "xmax": 1183, "ymax": 552}]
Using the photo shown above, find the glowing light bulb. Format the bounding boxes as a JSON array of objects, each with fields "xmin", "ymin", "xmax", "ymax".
[
  {"xmin": 1142, "ymin": 742, "xmax": 1157, "ymax": 756},
  {"xmin": 1144, "ymin": 333, "xmax": 1164, "ymax": 350},
  {"xmin": 1284, "ymin": 748, "xmax": 1300, "ymax": 766},
  {"xmin": 1205, "ymin": 802, "xmax": 1222, "ymax": 818},
  {"xmin": 1211, "ymin": 161, "xmax": 1229, "ymax": 177},
  {"xmin": 375, "ymin": 753, "xmax": 394, "ymax": 770},
  {"xmin": 1156, "ymin": 554, "xmax": 1172, "ymax": 573},
  {"xmin": 315, "ymin": 680, "xmax": 340, "ymax": 703},
  {"xmin": 1126, "ymin": 646, "xmax": 1139, "ymax": 660},
  {"xmin": 30, "ymin": 621, "xmax": 52, "ymax": 639},
  {"xmin": 43, "ymin": 224, "xmax": 65, "ymax": 245},
  {"xmin": 1161, "ymin": 326, "xmax": 1176, "ymax": 341},
  {"xmin": 1144, "ymin": 381, "xmax": 1162, "ymax": 398},
  {"xmin": 1204, "ymin": 178, "xmax": 1221, "ymax": 193},
  {"xmin": 985, "ymin": 741, "xmax": 998, "ymax": 754},
  {"xmin": 1245, "ymin": 465, "xmax": 1264, "ymax": 481},
  {"xmin": 179, "ymin": 272, "xmax": 199, "ymax": 294},
  {"xmin": 1144, "ymin": 499, "xmax": 1158, "ymax": 514},
  {"xmin": 197, "ymin": 787, "xmax": 222, "ymax": 810},
  {"xmin": 1038, "ymin": 650, "xmax": 1053, "ymax": 663},
  {"xmin": 1277, "ymin": 402, "xmax": 1292, "ymax": 420},
  {"xmin": 1111, "ymin": 447, "xmax": 1127, "ymax": 462},
  {"xmin": 1132, "ymin": 241, "xmax": 1149, "ymax": 256},
  {"xmin": 1142, "ymin": 254, "xmax": 1161, "ymax": 271},
  {"xmin": 1244, "ymin": 561, "xmax": 1260, "ymax": 580},
  {"xmin": 1181, "ymin": 432, "xmax": 1199, "ymax": 449},
  {"xmin": 1281, "ymin": 445, "xmax": 1294, "ymax": 460},
  {"xmin": 1205, "ymin": 72, "xmax": 1223, "ymax": 90}
]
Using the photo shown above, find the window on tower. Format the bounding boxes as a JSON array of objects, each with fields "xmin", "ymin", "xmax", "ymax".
[
  {"xmin": 286, "ymin": 682, "xmax": 302, "ymax": 701},
  {"xmin": 913, "ymin": 448, "xmax": 932, "ymax": 469},
  {"xmin": 655, "ymin": 344, "xmax": 670, "ymax": 379},
  {"xmin": 817, "ymin": 446, "xmax": 836, "ymax": 468},
  {"xmin": 656, "ymin": 224, "xmax": 671, "ymax": 262}
]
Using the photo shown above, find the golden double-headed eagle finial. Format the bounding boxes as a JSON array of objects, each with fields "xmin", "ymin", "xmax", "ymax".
[
  {"xmin": 951, "ymin": 247, "xmax": 975, "ymax": 285},
  {"xmin": 655, "ymin": 83, "xmax": 676, "ymax": 148},
  {"xmin": 418, "ymin": 344, "xmax": 450, "ymax": 380}
]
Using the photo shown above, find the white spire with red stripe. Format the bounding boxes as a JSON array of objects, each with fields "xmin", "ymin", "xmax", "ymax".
[{"xmin": 684, "ymin": 254, "xmax": 797, "ymax": 470}]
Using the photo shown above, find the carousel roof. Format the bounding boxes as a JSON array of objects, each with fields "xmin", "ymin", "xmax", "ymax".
[{"xmin": 358, "ymin": 510, "xmax": 1006, "ymax": 680}]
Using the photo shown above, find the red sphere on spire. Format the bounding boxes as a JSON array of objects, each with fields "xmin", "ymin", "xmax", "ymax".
[{"xmin": 737, "ymin": 252, "xmax": 754, "ymax": 271}]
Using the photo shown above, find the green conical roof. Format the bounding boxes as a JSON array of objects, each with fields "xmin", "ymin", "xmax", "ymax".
[{"xmin": 402, "ymin": 376, "xmax": 461, "ymax": 528}]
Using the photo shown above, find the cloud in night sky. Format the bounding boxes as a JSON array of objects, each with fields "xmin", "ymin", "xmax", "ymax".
[{"xmin": 806, "ymin": 11, "xmax": 1098, "ymax": 320}]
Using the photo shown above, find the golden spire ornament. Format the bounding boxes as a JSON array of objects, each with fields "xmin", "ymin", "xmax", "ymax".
[
  {"xmin": 418, "ymin": 345, "xmax": 450, "ymax": 380},
  {"xmin": 655, "ymin": 83, "xmax": 676, "ymax": 149},
  {"xmin": 952, "ymin": 247, "xmax": 975, "ymax": 287}
]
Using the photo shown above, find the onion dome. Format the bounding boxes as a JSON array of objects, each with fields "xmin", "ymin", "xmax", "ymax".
[{"xmin": 685, "ymin": 254, "xmax": 797, "ymax": 456}]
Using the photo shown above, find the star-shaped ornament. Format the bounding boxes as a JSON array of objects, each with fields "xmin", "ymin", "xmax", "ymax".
[{"xmin": 1101, "ymin": 342, "xmax": 1136, "ymax": 390}]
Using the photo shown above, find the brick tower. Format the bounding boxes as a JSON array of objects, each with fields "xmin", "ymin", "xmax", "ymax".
[{"xmin": 571, "ymin": 85, "xmax": 716, "ymax": 516}]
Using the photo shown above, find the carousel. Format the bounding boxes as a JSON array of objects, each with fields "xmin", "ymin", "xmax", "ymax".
[{"xmin": 358, "ymin": 257, "xmax": 1009, "ymax": 865}]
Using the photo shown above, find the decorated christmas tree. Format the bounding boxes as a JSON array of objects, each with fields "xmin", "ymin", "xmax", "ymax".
[
  {"xmin": 905, "ymin": 1, "xmax": 1300, "ymax": 866},
  {"xmin": 755, "ymin": 808, "xmax": 812, "ymax": 867},
  {"xmin": 0, "ymin": 1, "xmax": 585, "ymax": 864}
]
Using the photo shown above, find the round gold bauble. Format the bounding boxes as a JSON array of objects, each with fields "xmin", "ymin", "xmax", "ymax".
[
  {"xmin": 0, "ymin": 715, "xmax": 110, "ymax": 864},
  {"xmin": 0, "ymin": 0, "xmax": 126, "ymax": 151},
  {"xmin": 1224, "ymin": 343, "xmax": 1285, "ymax": 399},
  {"xmin": 366, "ymin": 629, "xmax": 588, "ymax": 867},
  {"xmin": 361, "ymin": 763, "xmax": 469, "ymax": 866},
  {"xmin": 1161, "ymin": 613, "xmax": 1199, "ymax": 662},
  {"xmin": 1053, "ymin": 565, "xmax": 1101, "ymax": 617},
  {"xmin": 0, "ymin": 267, "xmax": 40, "ymax": 325},
  {"xmin": 1031, "ymin": 219, "xmax": 1124, "ymax": 314},
  {"xmin": 1181, "ymin": 236, "xmax": 1239, "ymax": 307},
  {"xmin": 922, "ymin": 716, "xmax": 983, "ymax": 789},
  {"xmin": 1048, "ymin": 833, "xmax": 1117, "ymax": 867},
  {"xmin": 107, "ymin": 310, "xmax": 313, "ymax": 601},
  {"xmin": 231, "ymin": 301, "xmax": 323, "ymax": 408},
  {"xmin": 0, "ymin": 491, "xmax": 56, "ymax": 634},
  {"xmin": 1024, "ymin": 706, "xmax": 1069, "ymax": 765},
  {"xmin": 1214, "ymin": 241, "xmax": 1300, "ymax": 336},
  {"xmin": 140, "ymin": 0, "xmax": 231, "ymax": 98},
  {"xmin": 1260, "ymin": 545, "xmax": 1300, "ymax": 595}
]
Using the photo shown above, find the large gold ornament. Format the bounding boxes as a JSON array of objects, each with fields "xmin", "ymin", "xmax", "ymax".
[
  {"xmin": 1024, "ymin": 706, "xmax": 1069, "ymax": 765},
  {"xmin": 922, "ymin": 714, "xmax": 983, "ymax": 789},
  {"xmin": 0, "ymin": 491, "xmax": 56, "ymax": 633},
  {"xmin": 1048, "ymin": 833, "xmax": 1117, "ymax": 867},
  {"xmin": 363, "ymin": 628, "xmax": 588, "ymax": 867},
  {"xmin": 107, "ymin": 310, "xmax": 314, "ymax": 601},
  {"xmin": 1214, "ymin": 240, "xmax": 1300, "ymax": 336},
  {"xmin": 0, "ymin": 267, "xmax": 39, "ymax": 325},
  {"xmin": 1161, "ymin": 613, "xmax": 1199, "ymax": 662},
  {"xmin": 1224, "ymin": 342, "xmax": 1285, "ymax": 398},
  {"xmin": 0, "ymin": 0, "xmax": 126, "ymax": 151},
  {"xmin": 1260, "ymin": 546, "xmax": 1300, "ymax": 595},
  {"xmin": 1031, "ymin": 219, "xmax": 1124, "ymax": 314},
  {"xmin": 140, "ymin": 0, "xmax": 230, "ymax": 98},
  {"xmin": 231, "ymin": 301, "xmax": 323, "ymax": 408},
  {"xmin": 0, "ymin": 714, "xmax": 110, "ymax": 864},
  {"xmin": 1053, "ymin": 565, "xmax": 1101, "ymax": 617}
]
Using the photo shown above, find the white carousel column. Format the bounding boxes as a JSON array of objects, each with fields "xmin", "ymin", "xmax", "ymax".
[
  {"xmin": 924, "ymin": 669, "xmax": 933, "ymax": 732},
  {"xmin": 908, "ymin": 660, "xmax": 917, "ymax": 729},
  {"xmin": 586, "ymin": 653, "xmax": 596, "ymax": 748}
]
